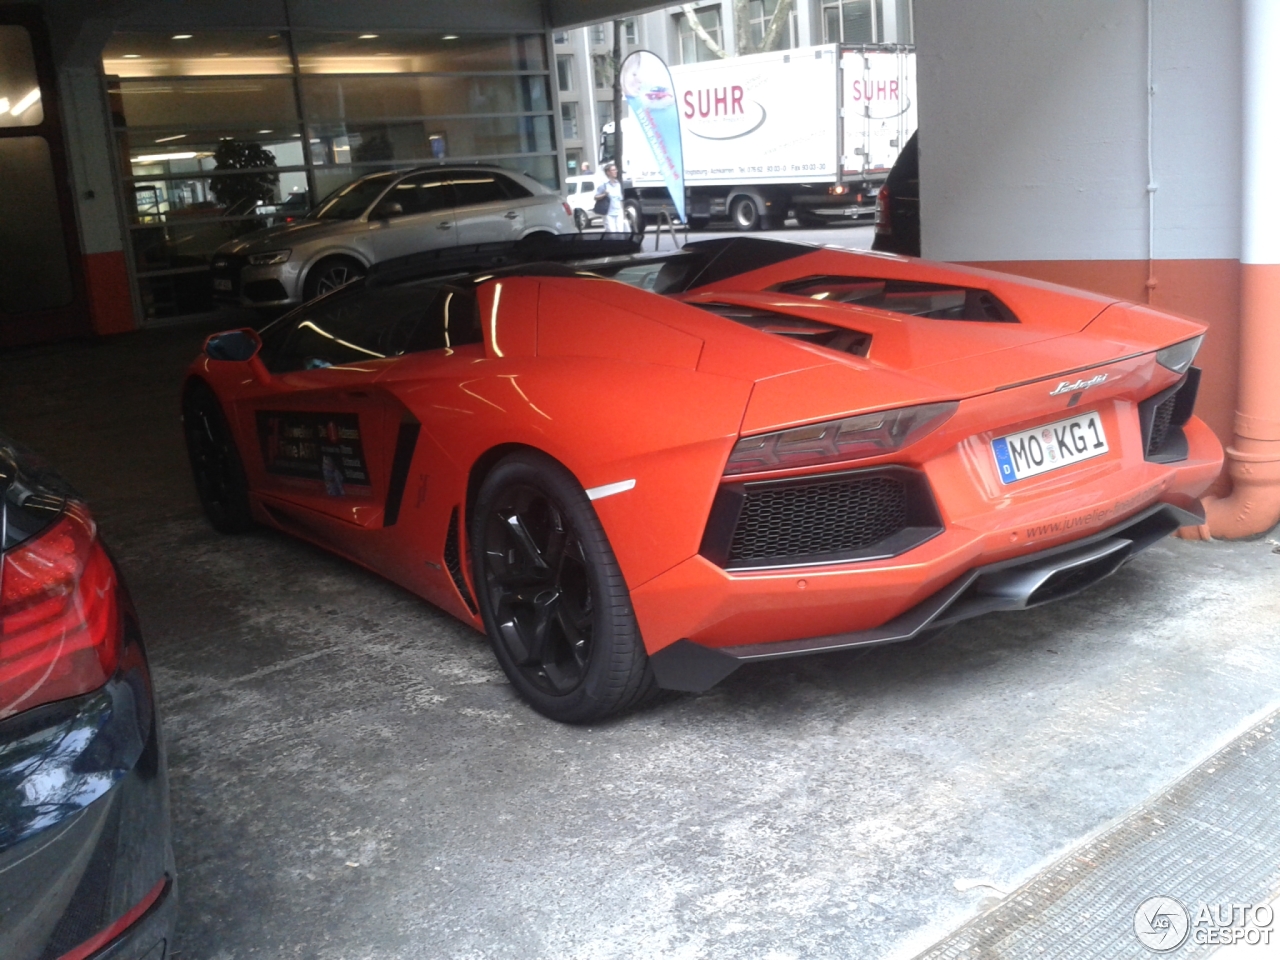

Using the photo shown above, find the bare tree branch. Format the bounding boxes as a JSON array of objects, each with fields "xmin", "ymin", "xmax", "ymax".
[
  {"xmin": 761, "ymin": 0, "xmax": 795, "ymax": 51},
  {"xmin": 680, "ymin": 4, "xmax": 729, "ymax": 59}
]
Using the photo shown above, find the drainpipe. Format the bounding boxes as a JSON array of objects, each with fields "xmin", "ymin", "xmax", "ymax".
[{"xmin": 1181, "ymin": 0, "xmax": 1280, "ymax": 540}]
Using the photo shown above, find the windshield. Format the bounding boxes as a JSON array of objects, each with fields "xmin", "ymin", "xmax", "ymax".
[{"xmin": 310, "ymin": 175, "xmax": 396, "ymax": 221}]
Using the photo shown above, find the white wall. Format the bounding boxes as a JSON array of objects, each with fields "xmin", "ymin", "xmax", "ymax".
[{"xmin": 915, "ymin": 0, "xmax": 1240, "ymax": 263}]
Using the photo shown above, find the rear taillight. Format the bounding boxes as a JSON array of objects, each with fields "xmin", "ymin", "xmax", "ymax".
[
  {"xmin": 874, "ymin": 185, "xmax": 891, "ymax": 235},
  {"xmin": 0, "ymin": 503, "xmax": 121, "ymax": 720},
  {"xmin": 562, "ymin": 201, "xmax": 573, "ymax": 218}
]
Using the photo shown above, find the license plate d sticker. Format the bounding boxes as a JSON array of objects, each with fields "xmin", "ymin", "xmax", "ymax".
[{"xmin": 992, "ymin": 411, "xmax": 1109, "ymax": 483}]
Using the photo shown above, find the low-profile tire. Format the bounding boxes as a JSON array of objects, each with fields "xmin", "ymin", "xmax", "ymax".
[
  {"xmin": 470, "ymin": 450, "xmax": 655, "ymax": 723},
  {"xmin": 731, "ymin": 195, "xmax": 761, "ymax": 231},
  {"xmin": 302, "ymin": 255, "xmax": 365, "ymax": 301},
  {"xmin": 182, "ymin": 379, "xmax": 254, "ymax": 534},
  {"xmin": 574, "ymin": 208, "xmax": 590, "ymax": 231}
]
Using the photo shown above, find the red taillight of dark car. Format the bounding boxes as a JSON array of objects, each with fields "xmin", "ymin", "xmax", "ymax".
[
  {"xmin": 874, "ymin": 184, "xmax": 892, "ymax": 235},
  {"xmin": 0, "ymin": 503, "xmax": 121, "ymax": 720}
]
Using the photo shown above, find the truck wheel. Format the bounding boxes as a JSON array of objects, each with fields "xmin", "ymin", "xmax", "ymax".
[
  {"xmin": 731, "ymin": 195, "xmax": 761, "ymax": 231},
  {"xmin": 574, "ymin": 208, "xmax": 590, "ymax": 231},
  {"xmin": 624, "ymin": 200, "xmax": 645, "ymax": 238}
]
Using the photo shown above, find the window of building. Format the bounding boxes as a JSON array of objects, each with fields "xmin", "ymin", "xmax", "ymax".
[
  {"xmin": 556, "ymin": 54, "xmax": 573, "ymax": 92},
  {"xmin": 624, "ymin": 20, "xmax": 637, "ymax": 45},
  {"xmin": 676, "ymin": 6, "xmax": 723, "ymax": 64},
  {"xmin": 553, "ymin": 31, "xmax": 568, "ymax": 44},
  {"xmin": 821, "ymin": 0, "xmax": 913, "ymax": 44},
  {"xmin": 590, "ymin": 23, "xmax": 606, "ymax": 46},
  {"xmin": 0, "ymin": 25, "xmax": 45, "ymax": 128},
  {"xmin": 592, "ymin": 53, "xmax": 612, "ymax": 89},
  {"xmin": 565, "ymin": 148, "xmax": 582, "ymax": 176},
  {"xmin": 596, "ymin": 100, "xmax": 613, "ymax": 132},
  {"xmin": 747, "ymin": 0, "xmax": 793, "ymax": 51},
  {"xmin": 561, "ymin": 101, "xmax": 579, "ymax": 141}
]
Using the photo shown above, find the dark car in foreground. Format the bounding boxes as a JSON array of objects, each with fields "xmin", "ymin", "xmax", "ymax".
[{"xmin": 0, "ymin": 438, "xmax": 174, "ymax": 959}]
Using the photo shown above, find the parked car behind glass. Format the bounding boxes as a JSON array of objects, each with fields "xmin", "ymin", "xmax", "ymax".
[{"xmin": 212, "ymin": 165, "xmax": 574, "ymax": 309}]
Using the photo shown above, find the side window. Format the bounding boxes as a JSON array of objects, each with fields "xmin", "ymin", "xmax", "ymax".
[
  {"xmin": 265, "ymin": 287, "xmax": 429, "ymax": 372},
  {"xmin": 581, "ymin": 180, "xmax": 595, "ymax": 193},
  {"xmin": 387, "ymin": 172, "xmax": 456, "ymax": 215},
  {"xmin": 403, "ymin": 285, "xmax": 483, "ymax": 352},
  {"xmin": 496, "ymin": 174, "xmax": 533, "ymax": 199},
  {"xmin": 450, "ymin": 174, "xmax": 509, "ymax": 207}
]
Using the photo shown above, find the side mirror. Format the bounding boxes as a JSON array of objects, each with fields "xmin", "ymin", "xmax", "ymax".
[
  {"xmin": 373, "ymin": 200, "xmax": 404, "ymax": 219},
  {"xmin": 204, "ymin": 328, "xmax": 269, "ymax": 382},
  {"xmin": 204, "ymin": 328, "xmax": 260, "ymax": 361}
]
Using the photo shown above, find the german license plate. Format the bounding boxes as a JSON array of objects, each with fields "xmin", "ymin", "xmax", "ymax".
[
  {"xmin": 213, "ymin": 278, "xmax": 232, "ymax": 291},
  {"xmin": 991, "ymin": 411, "xmax": 1109, "ymax": 483}
]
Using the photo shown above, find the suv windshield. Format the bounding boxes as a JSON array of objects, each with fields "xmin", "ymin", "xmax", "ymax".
[{"xmin": 310, "ymin": 175, "xmax": 396, "ymax": 221}]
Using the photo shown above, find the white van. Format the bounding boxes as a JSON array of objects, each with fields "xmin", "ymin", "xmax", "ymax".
[{"xmin": 564, "ymin": 175, "xmax": 601, "ymax": 231}]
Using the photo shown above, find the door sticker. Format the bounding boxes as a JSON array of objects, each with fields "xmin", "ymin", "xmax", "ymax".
[{"xmin": 256, "ymin": 411, "xmax": 371, "ymax": 496}]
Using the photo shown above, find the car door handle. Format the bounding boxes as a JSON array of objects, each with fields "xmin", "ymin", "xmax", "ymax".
[
  {"xmin": 504, "ymin": 211, "xmax": 519, "ymax": 220},
  {"xmin": 438, "ymin": 221, "xmax": 452, "ymax": 230}
]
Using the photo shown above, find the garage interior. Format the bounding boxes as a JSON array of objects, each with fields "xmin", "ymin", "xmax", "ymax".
[{"xmin": 4, "ymin": 0, "xmax": 1280, "ymax": 957}]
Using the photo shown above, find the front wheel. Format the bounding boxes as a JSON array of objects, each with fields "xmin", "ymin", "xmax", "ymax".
[
  {"xmin": 303, "ymin": 255, "xmax": 365, "ymax": 301},
  {"xmin": 470, "ymin": 451, "xmax": 655, "ymax": 723},
  {"xmin": 182, "ymin": 380, "xmax": 254, "ymax": 533}
]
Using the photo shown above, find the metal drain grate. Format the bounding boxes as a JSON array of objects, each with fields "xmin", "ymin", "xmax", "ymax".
[{"xmin": 911, "ymin": 707, "xmax": 1280, "ymax": 959}]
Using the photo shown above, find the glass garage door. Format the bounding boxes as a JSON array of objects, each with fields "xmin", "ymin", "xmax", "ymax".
[{"xmin": 103, "ymin": 29, "xmax": 556, "ymax": 323}]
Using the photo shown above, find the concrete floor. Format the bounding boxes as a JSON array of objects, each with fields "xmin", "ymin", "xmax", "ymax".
[{"xmin": 3, "ymin": 228, "xmax": 1280, "ymax": 958}]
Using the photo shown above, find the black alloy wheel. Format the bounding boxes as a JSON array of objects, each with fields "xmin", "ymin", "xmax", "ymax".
[
  {"xmin": 182, "ymin": 380, "xmax": 254, "ymax": 533},
  {"xmin": 574, "ymin": 208, "xmax": 590, "ymax": 231},
  {"xmin": 471, "ymin": 451, "xmax": 655, "ymax": 723},
  {"xmin": 304, "ymin": 255, "xmax": 365, "ymax": 301}
]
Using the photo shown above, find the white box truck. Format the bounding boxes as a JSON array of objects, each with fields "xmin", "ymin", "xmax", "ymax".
[{"xmin": 605, "ymin": 43, "xmax": 916, "ymax": 231}]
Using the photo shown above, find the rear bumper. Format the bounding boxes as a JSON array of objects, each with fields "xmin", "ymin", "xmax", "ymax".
[
  {"xmin": 649, "ymin": 499, "xmax": 1203, "ymax": 692},
  {"xmin": 0, "ymin": 615, "xmax": 175, "ymax": 960}
]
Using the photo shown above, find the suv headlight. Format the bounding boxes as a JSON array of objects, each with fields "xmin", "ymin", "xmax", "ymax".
[
  {"xmin": 724, "ymin": 402, "xmax": 958, "ymax": 476},
  {"xmin": 248, "ymin": 249, "xmax": 291, "ymax": 266},
  {"xmin": 1155, "ymin": 335, "xmax": 1203, "ymax": 374}
]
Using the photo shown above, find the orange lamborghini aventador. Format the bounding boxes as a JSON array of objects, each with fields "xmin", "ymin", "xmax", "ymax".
[{"xmin": 183, "ymin": 236, "xmax": 1223, "ymax": 722}]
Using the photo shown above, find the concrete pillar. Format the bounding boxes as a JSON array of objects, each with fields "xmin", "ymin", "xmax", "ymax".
[
  {"xmin": 1192, "ymin": 0, "xmax": 1280, "ymax": 537},
  {"xmin": 58, "ymin": 62, "xmax": 137, "ymax": 334}
]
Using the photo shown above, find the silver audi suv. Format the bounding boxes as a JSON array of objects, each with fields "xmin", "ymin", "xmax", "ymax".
[{"xmin": 211, "ymin": 165, "xmax": 574, "ymax": 308}]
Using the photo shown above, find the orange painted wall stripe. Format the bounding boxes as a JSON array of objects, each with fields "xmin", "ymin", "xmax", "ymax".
[{"xmin": 81, "ymin": 250, "xmax": 136, "ymax": 336}]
